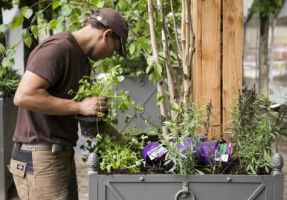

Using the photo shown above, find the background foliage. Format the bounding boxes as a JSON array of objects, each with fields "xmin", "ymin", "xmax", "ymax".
[{"xmin": 1, "ymin": 0, "xmax": 181, "ymax": 80}]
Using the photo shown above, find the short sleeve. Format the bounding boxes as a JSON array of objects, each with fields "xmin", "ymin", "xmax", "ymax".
[{"xmin": 26, "ymin": 42, "xmax": 69, "ymax": 88}]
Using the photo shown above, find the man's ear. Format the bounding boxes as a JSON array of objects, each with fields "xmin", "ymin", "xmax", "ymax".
[{"xmin": 103, "ymin": 29, "xmax": 113, "ymax": 40}]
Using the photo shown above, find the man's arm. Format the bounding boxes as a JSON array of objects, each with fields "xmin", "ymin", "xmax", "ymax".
[{"xmin": 14, "ymin": 71, "xmax": 107, "ymax": 116}]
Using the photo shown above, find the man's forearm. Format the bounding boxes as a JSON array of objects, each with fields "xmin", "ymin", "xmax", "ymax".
[{"xmin": 14, "ymin": 88, "xmax": 80, "ymax": 115}]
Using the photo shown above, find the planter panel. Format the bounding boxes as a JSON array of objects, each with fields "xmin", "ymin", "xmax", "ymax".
[
  {"xmin": 0, "ymin": 98, "xmax": 18, "ymax": 200},
  {"xmin": 89, "ymin": 174, "xmax": 284, "ymax": 200}
]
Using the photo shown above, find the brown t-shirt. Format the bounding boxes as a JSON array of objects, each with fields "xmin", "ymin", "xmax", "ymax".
[{"xmin": 13, "ymin": 32, "xmax": 90, "ymax": 146}]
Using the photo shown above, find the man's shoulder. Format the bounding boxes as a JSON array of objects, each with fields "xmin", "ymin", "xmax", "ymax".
[
  {"xmin": 40, "ymin": 32, "xmax": 73, "ymax": 49},
  {"xmin": 30, "ymin": 32, "xmax": 77, "ymax": 59}
]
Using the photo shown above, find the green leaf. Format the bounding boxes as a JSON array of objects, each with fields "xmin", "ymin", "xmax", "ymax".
[
  {"xmin": 21, "ymin": 29, "xmax": 32, "ymax": 48},
  {"xmin": 171, "ymin": 102, "xmax": 181, "ymax": 112},
  {"xmin": 129, "ymin": 43, "xmax": 136, "ymax": 55},
  {"xmin": 2, "ymin": 57, "xmax": 13, "ymax": 68},
  {"xmin": 30, "ymin": 25, "xmax": 38, "ymax": 39},
  {"xmin": 56, "ymin": 20, "xmax": 65, "ymax": 32},
  {"xmin": 49, "ymin": 19, "xmax": 58, "ymax": 29},
  {"xmin": 24, "ymin": 36, "xmax": 32, "ymax": 48},
  {"xmin": 0, "ymin": 24, "xmax": 9, "ymax": 34},
  {"xmin": 97, "ymin": 1, "xmax": 105, "ymax": 8},
  {"xmin": 11, "ymin": 14, "xmax": 24, "ymax": 28},
  {"xmin": 6, "ymin": 49, "xmax": 15, "ymax": 59},
  {"xmin": 145, "ymin": 64, "xmax": 153, "ymax": 74},
  {"xmin": 59, "ymin": 0, "xmax": 67, "ymax": 6},
  {"xmin": 52, "ymin": 0, "xmax": 60, "ymax": 10},
  {"xmin": 21, "ymin": 6, "xmax": 33, "ymax": 19},
  {"xmin": 61, "ymin": 5, "xmax": 72, "ymax": 16},
  {"xmin": 156, "ymin": 92, "xmax": 164, "ymax": 105},
  {"xmin": 35, "ymin": 11, "xmax": 44, "ymax": 19},
  {"xmin": 21, "ymin": 29, "xmax": 29, "ymax": 39},
  {"xmin": 147, "ymin": 56, "xmax": 154, "ymax": 66},
  {"xmin": 155, "ymin": 63, "xmax": 162, "ymax": 76}
]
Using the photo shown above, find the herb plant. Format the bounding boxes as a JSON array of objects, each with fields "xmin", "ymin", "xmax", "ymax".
[
  {"xmin": 69, "ymin": 66, "xmax": 142, "ymax": 123},
  {"xmin": 161, "ymin": 100, "xmax": 204, "ymax": 175},
  {"xmin": 82, "ymin": 132, "xmax": 146, "ymax": 173},
  {"xmin": 230, "ymin": 88, "xmax": 285, "ymax": 175}
]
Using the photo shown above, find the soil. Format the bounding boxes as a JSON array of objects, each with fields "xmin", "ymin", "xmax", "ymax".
[{"xmin": 77, "ymin": 116, "xmax": 104, "ymax": 137}]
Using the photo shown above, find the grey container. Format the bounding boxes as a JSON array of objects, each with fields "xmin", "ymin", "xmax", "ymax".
[
  {"xmin": 0, "ymin": 98, "xmax": 18, "ymax": 200},
  {"xmin": 88, "ymin": 153, "xmax": 284, "ymax": 200},
  {"xmin": 89, "ymin": 174, "xmax": 284, "ymax": 200}
]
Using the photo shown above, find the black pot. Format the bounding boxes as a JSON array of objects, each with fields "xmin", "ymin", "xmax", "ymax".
[{"xmin": 77, "ymin": 115, "xmax": 104, "ymax": 137}]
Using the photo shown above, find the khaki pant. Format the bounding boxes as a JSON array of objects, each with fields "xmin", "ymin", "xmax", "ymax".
[{"xmin": 9, "ymin": 148, "xmax": 75, "ymax": 200}]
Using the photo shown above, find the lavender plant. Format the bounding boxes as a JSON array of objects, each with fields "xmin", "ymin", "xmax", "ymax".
[{"xmin": 230, "ymin": 88, "xmax": 286, "ymax": 174}]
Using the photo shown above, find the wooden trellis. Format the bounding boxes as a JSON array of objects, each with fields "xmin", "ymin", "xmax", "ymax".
[{"xmin": 192, "ymin": 0, "xmax": 243, "ymax": 140}]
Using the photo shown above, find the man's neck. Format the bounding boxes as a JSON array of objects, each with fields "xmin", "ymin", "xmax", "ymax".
[{"xmin": 72, "ymin": 25, "xmax": 97, "ymax": 55}]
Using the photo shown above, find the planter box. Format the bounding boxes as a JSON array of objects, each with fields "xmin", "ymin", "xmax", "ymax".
[
  {"xmin": 0, "ymin": 98, "xmax": 18, "ymax": 200},
  {"xmin": 89, "ymin": 173, "xmax": 284, "ymax": 200},
  {"xmin": 88, "ymin": 154, "xmax": 284, "ymax": 200}
]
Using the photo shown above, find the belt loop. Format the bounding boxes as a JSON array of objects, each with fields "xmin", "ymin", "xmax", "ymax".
[{"xmin": 52, "ymin": 144, "xmax": 63, "ymax": 154}]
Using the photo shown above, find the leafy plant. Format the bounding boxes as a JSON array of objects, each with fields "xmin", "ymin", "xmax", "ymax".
[
  {"xmin": 82, "ymin": 131, "xmax": 146, "ymax": 173},
  {"xmin": 160, "ymin": 100, "xmax": 204, "ymax": 175},
  {"xmin": 69, "ymin": 66, "xmax": 142, "ymax": 123},
  {"xmin": 0, "ymin": 44, "xmax": 20, "ymax": 98},
  {"xmin": 230, "ymin": 88, "xmax": 285, "ymax": 175}
]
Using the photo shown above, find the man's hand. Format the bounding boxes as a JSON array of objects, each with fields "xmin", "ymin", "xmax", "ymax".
[{"xmin": 78, "ymin": 96, "xmax": 108, "ymax": 117}]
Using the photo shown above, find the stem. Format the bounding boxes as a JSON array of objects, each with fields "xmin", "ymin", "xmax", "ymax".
[
  {"xmin": 157, "ymin": 0, "xmax": 176, "ymax": 120},
  {"xmin": 170, "ymin": 0, "xmax": 182, "ymax": 55},
  {"xmin": 147, "ymin": 0, "xmax": 168, "ymax": 137},
  {"xmin": 181, "ymin": 0, "xmax": 193, "ymax": 108}
]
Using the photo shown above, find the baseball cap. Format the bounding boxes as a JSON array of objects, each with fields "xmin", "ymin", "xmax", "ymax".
[{"xmin": 89, "ymin": 8, "xmax": 128, "ymax": 57}]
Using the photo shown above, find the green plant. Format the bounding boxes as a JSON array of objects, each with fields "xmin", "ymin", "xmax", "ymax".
[
  {"xmin": 0, "ymin": 44, "xmax": 20, "ymax": 97},
  {"xmin": 82, "ymin": 131, "xmax": 146, "ymax": 173},
  {"xmin": 160, "ymin": 100, "xmax": 204, "ymax": 175},
  {"xmin": 230, "ymin": 88, "xmax": 284, "ymax": 175},
  {"xmin": 69, "ymin": 66, "xmax": 142, "ymax": 124}
]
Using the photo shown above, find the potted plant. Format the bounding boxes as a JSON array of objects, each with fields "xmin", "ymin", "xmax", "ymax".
[
  {"xmin": 86, "ymin": 89, "xmax": 285, "ymax": 200},
  {"xmin": 0, "ymin": 44, "xmax": 20, "ymax": 200},
  {"xmin": 70, "ymin": 65, "xmax": 142, "ymax": 138}
]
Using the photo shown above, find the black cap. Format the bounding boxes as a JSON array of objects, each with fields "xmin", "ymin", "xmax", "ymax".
[{"xmin": 89, "ymin": 8, "xmax": 128, "ymax": 57}]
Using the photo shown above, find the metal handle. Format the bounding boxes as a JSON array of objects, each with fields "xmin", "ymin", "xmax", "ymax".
[
  {"xmin": 174, "ymin": 182, "xmax": 195, "ymax": 200},
  {"xmin": 174, "ymin": 190, "xmax": 195, "ymax": 200}
]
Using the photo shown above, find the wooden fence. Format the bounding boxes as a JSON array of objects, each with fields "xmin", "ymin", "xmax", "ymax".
[{"xmin": 192, "ymin": 0, "xmax": 243, "ymax": 140}]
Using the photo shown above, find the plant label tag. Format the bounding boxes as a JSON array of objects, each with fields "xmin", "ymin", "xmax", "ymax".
[
  {"xmin": 214, "ymin": 153, "xmax": 229, "ymax": 162},
  {"xmin": 214, "ymin": 143, "xmax": 230, "ymax": 162},
  {"xmin": 220, "ymin": 154, "xmax": 229, "ymax": 162},
  {"xmin": 148, "ymin": 144, "xmax": 168, "ymax": 160}
]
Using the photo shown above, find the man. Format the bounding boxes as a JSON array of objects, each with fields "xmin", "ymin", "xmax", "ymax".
[{"xmin": 9, "ymin": 8, "xmax": 128, "ymax": 200}]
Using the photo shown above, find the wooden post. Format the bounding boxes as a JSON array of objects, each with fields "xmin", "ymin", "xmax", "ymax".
[
  {"xmin": 192, "ymin": 0, "xmax": 222, "ymax": 139},
  {"xmin": 192, "ymin": 0, "xmax": 243, "ymax": 140},
  {"xmin": 222, "ymin": 0, "xmax": 243, "ymax": 139}
]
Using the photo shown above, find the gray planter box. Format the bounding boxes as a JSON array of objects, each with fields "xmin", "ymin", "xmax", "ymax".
[
  {"xmin": 89, "ymin": 173, "xmax": 284, "ymax": 200},
  {"xmin": 0, "ymin": 98, "xmax": 18, "ymax": 200},
  {"xmin": 88, "ymin": 154, "xmax": 284, "ymax": 200}
]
